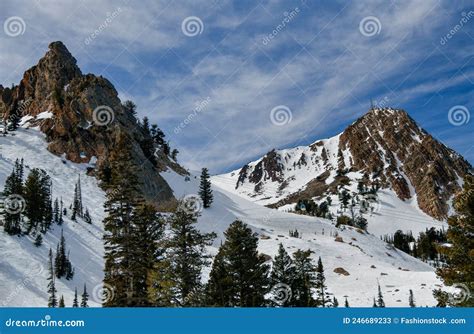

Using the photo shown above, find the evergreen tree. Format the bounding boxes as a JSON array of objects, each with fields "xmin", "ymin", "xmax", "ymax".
[
  {"xmin": 71, "ymin": 176, "xmax": 83, "ymax": 220},
  {"xmin": 47, "ymin": 249, "xmax": 58, "ymax": 307},
  {"xmin": 150, "ymin": 203, "xmax": 214, "ymax": 306},
  {"xmin": 333, "ymin": 296, "xmax": 339, "ymax": 307},
  {"xmin": 206, "ymin": 220, "xmax": 269, "ymax": 307},
  {"xmin": 34, "ymin": 234, "xmax": 43, "ymax": 247},
  {"xmin": 103, "ymin": 132, "xmax": 164, "ymax": 307},
  {"xmin": 122, "ymin": 100, "xmax": 137, "ymax": 116},
  {"xmin": 409, "ymin": 289, "xmax": 416, "ymax": 307},
  {"xmin": 59, "ymin": 295, "xmax": 65, "ymax": 307},
  {"xmin": 73, "ymin": 288, "xmax": 79, "ymax": 307},
  {"xmin": 54, "ymin": 229, "xmax": 73, "ymax": 280},
  {"xmin": 81, "ymin": 284, "xmax": 89, "ymax": 307},
  {"xmin": 83, "ymin": 208, "xmax": 92, "ymax": 224},
  {"xmin": 269, "ymin": 244, "xmax": 296, "ymax": 306},
  {"xmin": 53, "ymin": 198, "xmax": 60, "ymax": 224},
  {"xmin": 198, "ymin": 168, "xmax": 213, "ymax": 208},
  {"xmin": 2, "ymin": 159, "xmax": 24, "ymax": 235},
  {"xmin": 436, "ymin": 175, "xmax": 474, "ymax": 307},
  {"xmin": 292, "ymin": 249, "xmax": 316, "ymax": 307},
  {"xmin": 376, "ymin": 283, "xmax": 385, "ymax": 307},
  {"xmin": 23, "ymin": 168, "xmax": 52, "ymax": 233},
  {"xmin": 345, "ymin": 297, "xmax": 349, "ymax": 307},
  {"xmin": 315, "ymin": 257, "xmax": 331, "ymax": 307}
]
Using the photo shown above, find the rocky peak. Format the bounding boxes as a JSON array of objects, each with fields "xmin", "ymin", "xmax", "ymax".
[
  {"xmin": 223, "ymin": 107, "xmax": 472, "ymax": 220},
  {"xmin": 340, "ymin": 107, "xmax": 471, "ymax": 219},
  {"xmin": 1, "ymin": 42, "xmax": 185, "ymax": 207}
]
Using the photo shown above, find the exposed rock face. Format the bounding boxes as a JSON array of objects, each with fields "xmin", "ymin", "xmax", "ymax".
[
  {"xmin": 1, "ymin": 41, "xmax": 184, "ymax": 205},
  {"xmin": 340, "ymin": 108, "xmax": 471, "ymax": 219},
  {"xmin": 222, "ymin": 108, "xmax": 472, "ymax": 220}
]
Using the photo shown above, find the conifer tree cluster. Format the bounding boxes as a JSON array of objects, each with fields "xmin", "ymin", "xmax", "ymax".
[
  {"xmin": 435, "ymin": 174, "xmax": 474, "ymax": 307},
  {"xmin": 2, "ymin": 160, "xmax": 54, "ymax": 235},
  {"xmin": 54, "ymin": 229, "xmax": 74, "ymax": 280}
]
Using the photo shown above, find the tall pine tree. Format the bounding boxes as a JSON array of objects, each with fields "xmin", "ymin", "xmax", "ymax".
[
  {"xmin": 315, "ymin": 257, "xmax": 331, "ymax": 307},
  {"xmin": 206, "ymin": 220, "xmax": 269, "ymax": 307},
  {"xmin": 269, "ymin": 243, "xmax": 296, "ymax": 307},
  {"xmin": 47, "ymin": 248, "xmax": 57, "ymax": 307},
  {"xmin": 198, "ymin": 168, "xmax": 213, "ymax": 208},
  {"xmin": 291, "ymin": 249, "xmax": 316, "ymax": 307},
  {"xmin": 81, "ymin": 284, "xmax": 89, "ymax": 307}
]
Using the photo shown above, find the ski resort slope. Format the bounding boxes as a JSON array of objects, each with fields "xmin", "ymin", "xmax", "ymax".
[{"xmin": 0, "ymin": 128, "xmax": 444, "ymax": 307}]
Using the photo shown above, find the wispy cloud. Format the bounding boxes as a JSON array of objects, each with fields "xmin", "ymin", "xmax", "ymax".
[{"xmin": 1, "ymin": 0, "xmax": 472, "ymax": 172}]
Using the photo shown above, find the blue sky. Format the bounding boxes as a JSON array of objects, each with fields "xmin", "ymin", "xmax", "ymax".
[{"xmin": 1, "ymin": 0, "xmax": 473, "ymax": 173}]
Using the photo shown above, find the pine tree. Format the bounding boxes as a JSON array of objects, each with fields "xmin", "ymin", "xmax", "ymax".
[
  {"xmin": 409, "ymin": 289, "xmax": 416, "ymax": 307},
  {"xmin": 83, "ymin": 208, "xmax": 92, "ymax": 224},
  {"xmin": 81, "ymin": 284, "xmax": 89, "ymax": 307},
  {"xmin": 376, "ymin": 283, "xmax": 385, "ymax": 307},
  {"xmin": 73, "ymin": 288, "xmax": 79, "ymax": 307},
  {"xmin": 269, "ymin": 243, "xmax": 296, "ymax": 306},
  {"xmin": 103, "ymin": 132, "xmax": 163, "ymax": 307},
  {"xmin": 23, "ymin": 168, "xmax": 52, "ymax": 234},
  {"xmin": 2, "ymin": 159, "xmax": 24, "ymax": 235},
  {"xmin": 292, "ymin": 249, "xmax": 316, "ymax": 307},
  {"xmin": 53, "ymin": 198, "xmax": 60, "ymax": 224},
  {"xmin": 34, "ymin": 234, "xmax": 43, "ymax": 247},
  {"xmin": 47, "ymin": 248, "xmax": 58, "ymax": 307},
  {"xmin": 150, "ymin": 202, "xmax": 214, "ymax": 306},
  {"xmin": 436, "ymin": 174, "xmax": 474, "ymax": 307},
  {"xmin": 345, "ymin": 297, "xmax": 349, "ymax": 307},
  {"xmin": 54, "ymin": 230, "xmax": 74, "ymax": 280},
  {"xmin": 315, "ymin": 257, "xmax": 331, "ymax": 307},
  {"xmin": 59, "ymin": 295, "xmax": 65, "ymax": 307},
  {"xmin": 333, "ymin": 296, "xmax": 339, "ymax": 307},
  {"xmin": 206, "ymin": 220, "xmax": 269, "ymax": 307},
  {"xmin": 198, "ymin": 168, "xmax": 213, "ymax": 208},
  {"xmin": 71, "ymin": 176, "xmax": 83, "ymax": 220}
]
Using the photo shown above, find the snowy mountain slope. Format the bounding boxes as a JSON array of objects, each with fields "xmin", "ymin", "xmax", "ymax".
[
  {"xmin": 163, "ymin": 169, "xmax": 444, "ymax": 307},
  {"xmin": 1, "ymin": 126, "xmax": 445, "ymax": 307},
  {"xmin": 211, "ymin": 106, "xmax": 474, "ymax": 238},
  {"xmin": 0, "ymin": 127, "xmax": 105, "ymax": 307},
  {"xmin": 212, "ymin": 133, "xmax": 447, "ymax": 238}
]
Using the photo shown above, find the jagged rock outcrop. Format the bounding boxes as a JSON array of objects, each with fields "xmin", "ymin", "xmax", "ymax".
[
  {"xmin": 1, "ymin": 41, "xmax": 185, "ymax": 205},
  {"xmin": 219, "ymin": 108, "xmax": 472, "ymax": 220}
]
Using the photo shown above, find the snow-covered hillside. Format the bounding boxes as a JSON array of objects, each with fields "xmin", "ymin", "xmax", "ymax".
[
  {"xmin": 0, "ymin": 127, "xmax": 106, "ymax": 307},
  {"xmin": 0, "ymin": 127, "xmax": 445, "ymax": 307},
  {"xmin": 213, "ymin": 132, "xmax": 447, "ymax": 237}
]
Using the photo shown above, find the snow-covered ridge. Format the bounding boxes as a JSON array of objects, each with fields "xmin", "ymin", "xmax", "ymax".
[{"xmin": 1, "ymin": 127, "xmax": 444, "ymax": 307}]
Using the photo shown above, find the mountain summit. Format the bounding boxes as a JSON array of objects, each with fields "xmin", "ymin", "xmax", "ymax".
[
  {"xmin": 214, "ymin": 107, "xmax": 472, "ymax": 220},
  {"xmin": 0, "ymin": 41, "xmax": 184, "ymax": 204}
]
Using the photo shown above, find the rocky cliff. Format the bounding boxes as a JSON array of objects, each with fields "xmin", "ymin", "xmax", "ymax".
[
  {"xmin": 1, "ymin": 41, "xmax": 184, "ymax": 205},
  {"xmin": 216, "ymin": 108, "xmax": 472, "ymax": 220}
]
